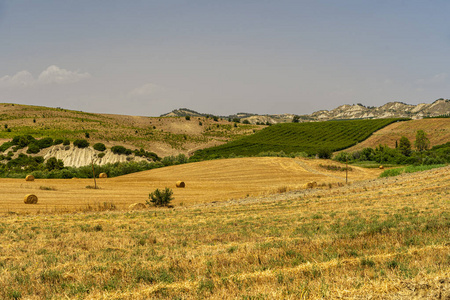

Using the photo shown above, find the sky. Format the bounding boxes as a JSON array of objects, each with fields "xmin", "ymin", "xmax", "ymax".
[{"xmin": 0, "ymin": 1, "xmax": 449, "ymax": 117}]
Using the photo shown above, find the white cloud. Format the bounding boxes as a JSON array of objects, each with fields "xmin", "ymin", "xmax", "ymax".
[
  {"xmin": 37, "ymin": 65, "xmax": 91, "ymax": 84},
  {"xmin": 0, "ymin": 70, "xmax": 35, "ymax": 87},
  {"xmin": 0, "ymin": 65, "xmax": 91, "ymax": 88}
]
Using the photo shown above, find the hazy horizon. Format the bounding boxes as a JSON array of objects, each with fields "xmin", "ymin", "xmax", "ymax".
[{"xmin": 1, "ymin": 1, "xmax": 449, "ymax": 117}]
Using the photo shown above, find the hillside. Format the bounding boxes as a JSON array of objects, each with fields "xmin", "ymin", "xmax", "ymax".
[
  {"xmin": 0, "ymin": 103, "xmax": 259, "ymax": 158},
  {"xmin": 191, "ymin": 118, "xmax": 407, "ymax": 160},
  {"xmin": 344, "ymin": 118, "xmax": 450, "ymax": 152},
  {"xmin": 0, "ymin": 162, "xmax": 448, "ymax": 298},
  {"xmin": 163, "ymin": 99, "xmax": 450, "ymax": 124}
]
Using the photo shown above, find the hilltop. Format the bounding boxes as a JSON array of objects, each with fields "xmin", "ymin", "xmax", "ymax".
[
  {"xmin": 163, "ymin": 99, "xmax": 450, "ymax": 124},
  {"xmin": 0, "ymin": 103, "xmax": 259, "ymax": 159}
]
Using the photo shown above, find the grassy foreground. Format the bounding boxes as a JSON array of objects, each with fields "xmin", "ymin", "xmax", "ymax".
[{"xmin": 0, "ymin": 166, "xmax": 449, "ymax": 299}]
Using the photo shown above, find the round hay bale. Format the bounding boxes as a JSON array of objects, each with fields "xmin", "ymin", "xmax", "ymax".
[
  {"xmin": 176, "ymin": 181, "xmax": 185, "ymax": 188},
  {"xmin": 99, "ymin": 173, "xmax": 108, "ymax": 178},
  {"xmin": 305, "ymin": 181, "xmax": 317, "ymax": 189},
  {"xmin": 379, "ymin": 165, "xmax": 384, "ymax": 169},
  {"xmin": 129, "ymin": 203, "xmax": 146, "ymax": 210},
  {"xmin": 24, "ymin": 194, "xmax": 38, "ymax": 204},
  {"xmin": 25, "ymin": 175, "xmax": 35, "ymax": 182}
]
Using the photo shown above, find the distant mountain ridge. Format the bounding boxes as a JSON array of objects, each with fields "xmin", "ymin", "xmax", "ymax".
[{"xmin": 162, "ymin": 99, "xmax": 450, "ymax": 124}]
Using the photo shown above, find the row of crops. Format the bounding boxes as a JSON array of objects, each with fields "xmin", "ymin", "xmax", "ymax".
[{"xmin": 191, "ymin": 118, "xmax": 409, "ymax": 160}]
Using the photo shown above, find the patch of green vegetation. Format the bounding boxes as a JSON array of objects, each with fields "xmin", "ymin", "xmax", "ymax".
[
  {"xmin": 191, "ymin": 118, "xmax": 407, "ymax": 160},
  {"xmin": 380, "ymin": 164, "xmax": 446, "ymax": 178}
]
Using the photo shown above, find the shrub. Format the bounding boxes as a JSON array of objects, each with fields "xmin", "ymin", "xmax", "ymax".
[
  {"xmin": 93, "ymin": 143, "xmax": 106, "ymax": 152},
  {"xmin": 85, "ymin": 132, "xmax": 90, "ymax": 139},
  {"xmin": 0, "ymin": 141, "xmax": 13, "ymax": 152},
  {"xmin": 46, "ymin": 157, "xmax": 64, "ymax": 171},
  {"xmin": 73, "ymin": 139, "xmax": 89, "ymax": 148},
  {"xmin": 63, "ymin": 139, "xmax": 70, "ymax": 146},
  {"xmin": 185, "ymin": 116, "xmax": 191, "ymax": 120},
  {"xmin": 37, "ymin": 137, "xmax": 54, "ymax": 149},
  {"xmin": 147, "ymin": 187, "xmax": 173, "ymax": 207},
  {"xmin": 242, "ymin": 120, "xmax": 250, "ymax": 124},
  {"xmin": 317, "ymin": 148, "xmax": 332, "ymax": 159},
  {"xmin": 53, "ymin": 139, "xmax": 63, "ymax": 145},
  {"xmin": 27, "ymin": 143, "xmax": 41, "ymax": 154},
  {"xmin": 111, "ymin": 145, "xmax": 132, "ymax": 155},
  {"xmin": 98, "ymin": 153, "xmax": 106, "ymax": 158}
]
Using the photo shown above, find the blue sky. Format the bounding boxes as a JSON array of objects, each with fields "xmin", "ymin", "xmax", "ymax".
[{"xmin": 0, "ymin": 1, "xmax": 449, "ymax": 116}]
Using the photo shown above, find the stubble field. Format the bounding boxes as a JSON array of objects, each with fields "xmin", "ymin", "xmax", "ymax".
[{"xmin": 0, "ymin": 158, "xmax": 449, "ymax": 299}]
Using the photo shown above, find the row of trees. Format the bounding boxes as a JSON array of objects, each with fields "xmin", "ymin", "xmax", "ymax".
[{"xmin": 335, "ymin": 130, "xmax": 449, "ymax": 165}]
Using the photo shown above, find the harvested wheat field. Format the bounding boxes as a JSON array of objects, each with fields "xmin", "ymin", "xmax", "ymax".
[
  {"xmin": 0, "ymin": 157, "xmax": 381, "ymax": 214},
  {"xmin": 0, "ymin": 164, "xmax": 448, "ymax": 299},
  {"xmin": 345, "ymin": 118, "xmax": 450, "ymax": 152}
]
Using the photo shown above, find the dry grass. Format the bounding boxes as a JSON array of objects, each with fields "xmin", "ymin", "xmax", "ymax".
[
  {"xmin": 345, "ymin": 118, "xmax": 450, "ymax": 152},
  {"xmin": 0, "ymin": 103, "xmax": 260, "ymax": 157},
  {"xmin": 0, "ymin": 157, "xmax": 381, "ymax": 214},
  {"xmin": 0, "ymin": 165, "xmax": 448, "ymax": 299}
]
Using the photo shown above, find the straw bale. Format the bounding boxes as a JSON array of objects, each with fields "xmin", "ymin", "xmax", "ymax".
[
  {"xmin": 129, "ymin": 203, "xmax": 146, "ymax": 210},
  {"xmin": 24, "ymin": 194, "xmax": 38, "ymax": 204},
  {"xmin": 379, "ymin": 165, "xmax": 384, "ymax": 169},
  {"xmin": 25, "ymin": 175, "xmax": 35, "ymax": 181},
  {"xmin": 99, "ymin": 173, "xmax": 108, "ymax": 178},
  {"xmin": 176, "ymin": 181, "xmax": 185, "ymax": 188}
]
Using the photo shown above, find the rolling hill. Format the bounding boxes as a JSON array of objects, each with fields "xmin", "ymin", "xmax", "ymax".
[
  {"xmin": 0, "ymin": 103, "xmax": 259, "ymax": 158},
  {"xmin": 191, "ymin": 118, "xmax": 408, "ymax": 160}
]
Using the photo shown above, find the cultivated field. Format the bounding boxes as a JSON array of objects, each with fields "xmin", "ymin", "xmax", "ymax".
[
  {"xmin": 345, "ymin": 118, "xmax": 450, "ymax": 152},
  {"xmin": 0, "ymin": 157, "xmax": 380, "ymax": 214},
  {"xmin": 0, "ymin": 163, "xmax": 448, "ymax": 299}
]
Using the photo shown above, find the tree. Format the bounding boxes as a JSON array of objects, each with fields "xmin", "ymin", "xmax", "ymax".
[
  {"xmin": 292, "ymin": 115, "xmax": 300, "ymax": 123},
  {"xmin": 46, "ymin": 157, "xmax": 64, "ymax": 171},
  {"xmin": 73, "ymin": 139, "xmax": 89, "ymax": 148},
  {"xmin": 415, "ymin": 130, "xmax": 430, "ymax": 152},
  {"xmin": 398, "ymin": 136, "xmax": 412, "ymax": 156},
  {"xmin": 147, "ymin": 187, "xmax": 173, "ymax": 207}
]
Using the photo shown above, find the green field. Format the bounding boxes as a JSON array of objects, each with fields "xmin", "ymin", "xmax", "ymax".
[{"xmin": 191, "ymin": 118, "xmax": 408, "ymax": 160}]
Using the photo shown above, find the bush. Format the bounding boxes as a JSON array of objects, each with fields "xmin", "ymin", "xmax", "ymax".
[
  {"xmin": 93, "ymin": 143, "xmax": 106, "ymax": 152},
  {"xmin": 98, "ymin": 153, "xmax": 106, "ymax": 158},
  {"xmin": 317, "ymin": 148, "xmax": 332, "ymax": 159},
  {"xmin": 111, "ymin": 145, "xmax": 132, "ymax": 155},
  {"xmin": 27, "ymin": 143, "xmax": 41, "ymax": 154},
  {"xmin": 185, "ymin": 116, "xmax": 191, "ymax": 121},
  {"xmin": 63, "ymin": 139, "xmax": 70, "ymax": 146},
  {"xmin": 46, "ymin": 157, "xmax": 64, "ymax": 171},
  {"xmin": 73, "ymin": 139, "xmax": 89, "ymax": 148},
  {"xmin": 37, "ymin": 137, "xmax": 54, "ymax": 149},
  {"xmin": 53, "ymin": 139, "xmax": 63, "ymax": 145},
  {"xmin": 147, "ymin": 187, "xmax": 173, "ymax": 207},
  {"xmin": 0, "ymin": 141, "xmax": 13, "ymax": 152}
]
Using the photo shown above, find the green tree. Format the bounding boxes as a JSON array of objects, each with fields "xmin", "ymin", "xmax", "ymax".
[
  {"xmin": 292, "ymin": 115, "xmax": 300, "ymax": 123},
  {"xmin": 73, "ymin": 139, "xmax": 89, "ymax": 148},
  {"xmin": 398, "ymin": 136, "xmax": 412, "ymax": 156},
  {"xmin": 93, "ymin": 143, "xmax": 106, "ymax": 152},
  {"xmin": 415, "ymin": 130, "xmax": 430, "ymax": 152},
  {"xmin": 147, "ymin": 187, "xmax": 173, "ymax": 207},
  {"xmin": 46, "ymin": 157, "xmax": 64, "ymax": 171}
]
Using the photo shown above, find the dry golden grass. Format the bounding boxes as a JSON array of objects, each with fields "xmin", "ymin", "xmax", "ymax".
[
  {"xmin": 0, "ymin": 163, "xmax": 448, "ymax": 299},
  {"xmin": 0, "ymin": 103, "xmax": 260, "ymax": 157},
  {"xmin": 345, "ymin": 118, "xmax": 450, "ymax": 152},
  {"xmin": 0, "ymin": 157, "xmax": 381, "ymax": 214}
]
